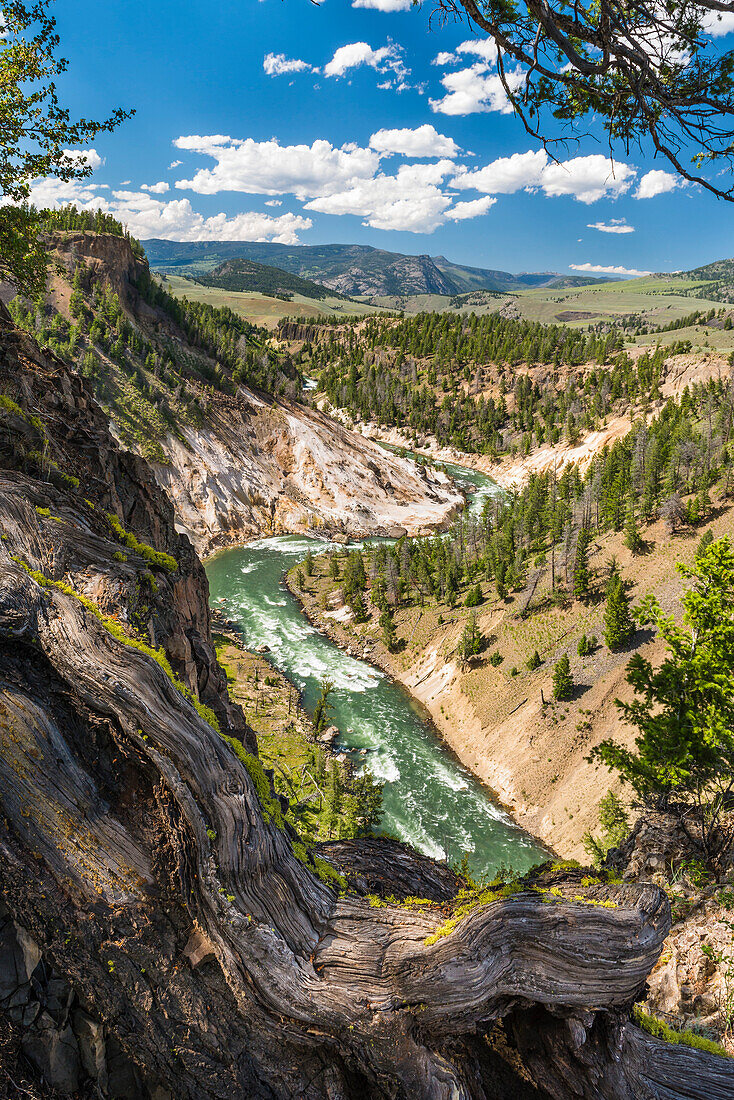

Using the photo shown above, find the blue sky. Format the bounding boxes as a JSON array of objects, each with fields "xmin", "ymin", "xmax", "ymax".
[{"xmin": 30, "ymin": 0, "xmax": 734, "ymax": 275}]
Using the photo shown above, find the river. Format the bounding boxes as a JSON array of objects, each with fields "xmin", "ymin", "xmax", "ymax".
[{"xmin": 206, "ymin": 455, "xmax": 547, "ymax": 880}]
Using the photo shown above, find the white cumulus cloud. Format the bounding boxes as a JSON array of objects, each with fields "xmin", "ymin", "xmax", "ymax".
[
  {"xmin": 25, "ymin": 177, "xmax": 312, "ymax": 244},
  {"xmin": 635, "ymin": 169, "xmax": 680, "ymax": 198},
  {"xmin": 446, "ymin": 195, "xmax": 497, "ymax": 220},
  {"xmin": 323, "ymin": 41, "xmax": 407, "ymax": 80},
  {"xmin": 62, "ymin": 148, "xmax": 104, "ymax": 171},
  {"xmin": 369, "ymin": 124, "xmax": 460, "ymax": 157},
  {"xmin": 451, "ymin": 150, "xmax": 547, "ymax": 194},
  {"xmin": 540, "ymin": 155, "xmax": 636, "ymax": 203},
  {"xmin": 173, "ymin": 135, "xmax": 380, "ymax": 198},
  {"xmin": 429, "ymin": 62, "xmax": 523, "ymax": 115},
  {"xmin": 352, "ymin": 0, "xmax": 413, "ymax": 9},
  {"xmin": 263, "ymin": 52, "xmax": 314, "ymax": 75},
  {"xmin": 453, "ymin": 151, "xmax": 635, "ymax": 203},
  {"xmin": 588, "ymin": 219, "xmax": 634, "ymax": 234},
  {"xmin": 168, "ymin": 160, "xmax": 183, "ymax": 169},
  {"xmin": 702, "ymin": 9, "xmax": 734, "ymax": 36},
  {"xmin": 304, "ymin": 159, "xmax": 457, "ymax": 232},
  {"xmin": 570, "ymin": 262, "xmax": 651, "ymax": 277},
  {"xmin": 456, "ymin": 38, "xmax": 499, "ymax": 65},
  {"xmin": 140, "ymin": 181, "xmax": 170, "ymax": 194}
]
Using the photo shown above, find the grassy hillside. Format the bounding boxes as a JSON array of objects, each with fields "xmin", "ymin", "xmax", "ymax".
[
  {"xmin": 199, "ymin": 257, "xmax": 353, "ymax": 302},
  {"xmin": 162, "ymin": 274, "xmax": 383, "ymax": 328},
  {"xmin": 358, "ymin": 275, "xmax": 734, "ymax": 352},
  {"xmin": 680, "ymin": 256, "xmax": 734, "ymax": 304}
]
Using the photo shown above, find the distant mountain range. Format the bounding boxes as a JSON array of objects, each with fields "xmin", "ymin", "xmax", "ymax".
[
  {"xmin": 143, "ymin": 240, "xmax": 614, "ymax": 299},
  {"xmin": 197, "ymin": 258, "xmax": 350, "ymax": 302}
]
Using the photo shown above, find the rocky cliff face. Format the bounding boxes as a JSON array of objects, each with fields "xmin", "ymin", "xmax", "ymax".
[
  {"xmin": 318, "ymin": 253, "xmax": 454, "ymax": 297},
  {"xmin": 31, "ymin": 232, "xmax": 462, "ymax": 555},
  {"xmin": 0, "ymin": 301, "xmax": 245, "ymax": 734},
  {"xmin": 153, "ymin": 388, "xmax": 461, "ymax": 553}
]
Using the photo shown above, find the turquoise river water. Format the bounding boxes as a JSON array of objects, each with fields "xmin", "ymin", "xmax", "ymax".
[{"xmin": 206, "ymin": 456, "xmax": 547, "ymax": 879}]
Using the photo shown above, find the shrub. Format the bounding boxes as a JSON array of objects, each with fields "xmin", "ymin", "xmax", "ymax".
[
  {"xmin": 106, "ymin": 512, "xmax": 177, "ymax": 573},
  {"xmin": 582, "ymin": 791, "xmax": 630, "ymax": 865},
  {"xmin": 632, "ymin": 1006, "xmax": 731, "ymax": 1059}
]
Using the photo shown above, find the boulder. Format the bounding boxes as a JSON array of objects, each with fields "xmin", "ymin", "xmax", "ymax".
[
  {"xmin": 22, "ymin": 1018, "xmax": 81, "ymax": 1095},
  {"xmin": 0, "ymin": 908, "xmax": 42, "ymax": 1002},
  {"xmin": 73, "ymin": 1008, "xmax": 108, "ymax": 1087},
  {"xmin": 183, "ymin": 928, "xmax": 217, "ymax": 969}
]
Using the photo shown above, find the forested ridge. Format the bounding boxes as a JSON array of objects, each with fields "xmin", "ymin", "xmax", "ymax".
[
  {"xmin": 317, "ymin": 377, "xmax": 733, "ymax": 636},
  {"xmin": 6, "ymin": 225, "xmax": 303, "ymax": 460},
  {"xmin": 304, "ymin": 311, "xmax": 694, "ymax": 453},
  {"xmin": 198, "ymin": 257, "xmax": 351, "ymax": 301}
]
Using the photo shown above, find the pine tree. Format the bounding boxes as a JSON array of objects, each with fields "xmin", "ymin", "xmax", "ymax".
[
  {"xmin": 526, "ymin": 650, "xmax": 541, "ymax": 670},
  {"xmin": 351, "ymin": 591, "xmax": 369, "ymax": 624},
  {"xmin": 590, "ymin": 538, "xmax": 734, "ymax": 866},
  {"xmin": 696, "ymin": 529, "xmax": 714, "ymax": 560},
  {"xmin": 344, "ymin": 773, "xmax": 384, "ymax": 837},
  {"xmin": 573, "ymin": 527, "xmax": 592, "ymax": 600},
  {"xmin": 604, "ymin": 575, "xmax": 634, "ymax": 651},
  {"xmin": 380, "ymin": 609, "xmax": 398, "ymax": 653},
  {"xmin": 623, "ymin": 501, "xmax": 642, "ymax": 554},
  {"xmin": 552, "ymin": 655, "xmax": 573, "ymax": 701},
  {"xmin": 464, "ymin": 582, "xmax": 483, "ymax": 607},
  {"xmin": 458, "ymin": 614, "xmax": 483, "ymax": 665},
  {"xmin": 325, "ymin": 764, "xmax": 343, "ymax": 839},
  {"xmin": 312, "ymin": 679, "xmax": 334, "ymax": 734}
]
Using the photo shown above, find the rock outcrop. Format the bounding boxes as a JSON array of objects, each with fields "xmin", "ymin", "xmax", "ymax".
[{"xmin": 152, "ymin": 388, "xmax": 461, "ymax": 554}]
